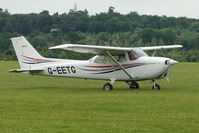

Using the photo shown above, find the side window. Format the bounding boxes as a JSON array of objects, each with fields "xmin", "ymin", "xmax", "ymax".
[
  {"xmin": 93, "ymin": 56, "xmax": 111, "ymax": 63},
  {"xmin": 103, "ymin": 56, "xmax": 111, "ymax": 63},
  {"xmin": 94, "ymin": 56, "xmax": 104, "ymax": 63},
  {"xmin": 118, "ymin": 54, "xmax": 126, "ymax": 62},
  {"xmin": 93, "ymin": 54, "xmax": 128, "ymax": 63}
]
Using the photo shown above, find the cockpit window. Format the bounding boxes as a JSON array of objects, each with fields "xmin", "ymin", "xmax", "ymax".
[
  {"xmin": 128, "ymin": 52, "xmax": 134, "ymax": 61},
  {"xmin": 93, "ymin": 56, "xmax": 111, "ymax": 63},
  {"xmin": 92, "ymin": 54, "xmax": 127, "ymax": 63},
  {"xmin": 91, "ymin": 50, "xmax": 147, "ymax": 63},
  {"xmin": 135, "ymin": 49, "xmax": 148, "ymax": 58},
  {"xmin": 129, "ymin": 49, "xmax": 148, "ymax": 60},
  {"xmin": 118, "ymin": 54, "xmax": 126, "ymax": 62}
]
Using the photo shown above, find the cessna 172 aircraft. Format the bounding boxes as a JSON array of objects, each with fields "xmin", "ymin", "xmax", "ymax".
[{"xmin": 10, "ymin": 36, "xmax": 183, "ymax": 90}]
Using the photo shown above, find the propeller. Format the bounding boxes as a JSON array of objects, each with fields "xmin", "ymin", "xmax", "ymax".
[{"xmin": 166, "ymin": 59, "xmax": 178, "ymax": 82}]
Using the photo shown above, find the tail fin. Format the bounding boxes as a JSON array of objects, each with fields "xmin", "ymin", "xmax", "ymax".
[{"xmin": 11, "ymin": 36, "xmax": 46, "ymax": 69}]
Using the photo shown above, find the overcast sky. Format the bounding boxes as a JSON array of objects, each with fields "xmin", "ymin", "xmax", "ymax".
[{"xmin": 1, "ymin": 0, "xmax": 199, "ymax": 18}]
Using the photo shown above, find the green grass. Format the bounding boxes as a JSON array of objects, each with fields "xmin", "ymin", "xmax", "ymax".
[{"xmin": 0, "ymin": 61, "xmax": 199, "ymax": 133}]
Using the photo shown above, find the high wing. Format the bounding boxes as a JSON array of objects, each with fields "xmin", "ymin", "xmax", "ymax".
[
  {"xmin": 49, "ymin": 44, "xmax": 182, "ymax": 80},
  {"xmin": 49, "ymin": 44, "xmax": 183, "ymax": 55},
  {"xmin": 49, "ymin": 44, "xmax": 131, "ymax": 55}
]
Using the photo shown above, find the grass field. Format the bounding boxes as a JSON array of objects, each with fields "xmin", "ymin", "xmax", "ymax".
[{"xmin": 0, "ymin": 61, "xmax": 199, "ymax": 133}]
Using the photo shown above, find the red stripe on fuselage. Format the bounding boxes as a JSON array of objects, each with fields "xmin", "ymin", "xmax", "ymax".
[{"xmin": 85, "ymin": 63, "xmax": 144, "ymax": 68}]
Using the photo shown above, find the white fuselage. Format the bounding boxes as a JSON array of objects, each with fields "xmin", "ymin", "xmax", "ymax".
[
  {"xmin": 32, "ymin": 56, "xmax": 170, "ymax": 81},
  {"xmin": 10, "ymin": 35, "xmax": 181, "ymax": 89}
]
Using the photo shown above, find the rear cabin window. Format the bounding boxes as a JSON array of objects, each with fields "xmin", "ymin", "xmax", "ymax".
[
  {"xmin": 93, "ymin": 55, "xmax": 127, "ymax": 63},
  {"xmin": 93, "ymin": 56, "xmax": 111, "ymax": 63},
  {"xmin": 117, "ymin": 54, "xmax": 126, "ymax": 62}
]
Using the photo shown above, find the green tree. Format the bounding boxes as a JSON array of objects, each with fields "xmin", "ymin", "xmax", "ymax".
[
  {"xmin": 108, "ymin": 6, "xmax": 115, "ymax": 13},
  {"xmin": 161, "ymin": 28, "xmax": 176, "ymax": 44}
]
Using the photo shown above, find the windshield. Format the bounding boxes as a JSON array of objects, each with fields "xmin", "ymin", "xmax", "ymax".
[{"xmin": 132, "ymin": 49, "xmax": 148, "ymax": 59}]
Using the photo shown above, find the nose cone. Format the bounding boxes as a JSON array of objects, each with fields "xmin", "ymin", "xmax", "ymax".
[
  {"xmin": 165, "ymin": 59, "xmax": 178, "ymax": 65},
  {"xmin": 170, "ymin": 59, "xmax": 178, "ymax": 65}
]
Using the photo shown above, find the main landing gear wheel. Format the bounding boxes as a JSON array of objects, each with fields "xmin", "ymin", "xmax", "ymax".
[
  {"xmin": 130, "ymin": 81, "xmax": 139, "ymax": 89},
  {"xmin": 103, "ymin": 83, "xmax": 113, "ymax": 91},
  {"xmin": 152, "ymin": 83, "xmax": 160, "ymax": 90}
]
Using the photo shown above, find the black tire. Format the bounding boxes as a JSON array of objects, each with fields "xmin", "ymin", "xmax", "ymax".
[
  {"xmin": 103, "ymin": 83, "xmax": 113, "ymax": 91},
  {"xmin": 152, "ymin": 84, "xmax": 160, "ymax": 90},
  {"xmin": 130, "ymin": 81, "xmax": 139, "ymax": 89}
]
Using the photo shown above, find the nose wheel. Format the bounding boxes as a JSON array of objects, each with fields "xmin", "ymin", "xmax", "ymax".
[{"xmin": 152, "ymin": 80, "xmax": 160, "ymax": 90}]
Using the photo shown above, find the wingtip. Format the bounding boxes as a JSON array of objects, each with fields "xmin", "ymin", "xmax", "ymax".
[
  {"xmin": 49, "ymin": 46, "xmax": 58, "ymax": 50},
  {"xmin": 176, "ymin": 44, "xmax": 183, "ymax": 48}
]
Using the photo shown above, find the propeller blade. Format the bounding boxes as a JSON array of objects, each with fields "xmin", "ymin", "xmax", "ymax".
[
  {"xmin": 166, "ymin": 58, "xmax": 178, "ymax": 82},
  {"xmin": 166, "ymin": 64, "xmax": 173, "ymax": 82}
]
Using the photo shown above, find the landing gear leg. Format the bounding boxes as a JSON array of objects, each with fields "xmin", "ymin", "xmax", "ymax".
[
  {"xmin": 125, "ymin": 81, "xmax": 139, "ymax": 89},
  {"xmin": 103, "ymin": 79, "xmax": 115, "ymax": 91},
  {"xmin": 152, "ymin": 80, "xmax": 160, "ymax": 90}
]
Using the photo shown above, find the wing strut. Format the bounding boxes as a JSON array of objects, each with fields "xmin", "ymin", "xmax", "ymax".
[
  {"xmin": 106, "ymin": 51, "xmax": 134, "ymax": 79},
  {"xmin": 152, "ymin": 50, "xmax": 156, "ymax": 57}
]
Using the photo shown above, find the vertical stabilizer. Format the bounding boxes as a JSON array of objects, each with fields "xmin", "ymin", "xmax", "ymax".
[{"xmin": 10, "ymin": 36, "xmax": 46, "ymax": 69}]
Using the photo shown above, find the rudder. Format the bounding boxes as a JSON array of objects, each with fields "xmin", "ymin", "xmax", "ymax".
[{"xmin": 11, "ymin": 36, "xmax": 46, "ymax": 69}]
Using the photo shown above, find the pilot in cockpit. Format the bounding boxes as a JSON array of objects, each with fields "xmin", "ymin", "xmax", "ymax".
[{"xmin": 128, "ymin": 51, "xmax": 134, "ymax": 61}]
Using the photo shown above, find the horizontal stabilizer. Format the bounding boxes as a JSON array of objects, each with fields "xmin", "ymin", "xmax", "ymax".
[{"xmin": 9, "ymin": 68, "xmax": 44, "ymax": 73}]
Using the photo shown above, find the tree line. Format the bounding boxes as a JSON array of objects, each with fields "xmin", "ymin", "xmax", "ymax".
[{"xmin": 0, "ymin": 7, "xmax": 199, "ymax": 61}]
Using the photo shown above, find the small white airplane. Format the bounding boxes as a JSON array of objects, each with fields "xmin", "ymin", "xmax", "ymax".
[{"xmin": 10, "ymin": 36, "xmax": 183, "ymax": 90}]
